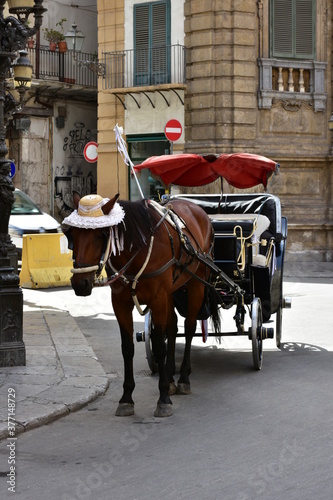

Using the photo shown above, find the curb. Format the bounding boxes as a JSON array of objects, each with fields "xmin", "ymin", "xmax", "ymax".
[{"xmin": 0, "ymin": 308, "xmax": 109, "ymax": 441}]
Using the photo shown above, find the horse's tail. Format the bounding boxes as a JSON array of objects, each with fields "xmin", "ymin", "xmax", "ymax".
[{"xmin": 207, "ymin": 285, "xmax": 221, "ymax": 335}]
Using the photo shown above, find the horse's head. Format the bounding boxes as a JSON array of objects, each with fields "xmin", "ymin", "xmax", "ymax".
[{"xmin": 63, "ymin": 192, "xmax": 123, "ymax": 297}]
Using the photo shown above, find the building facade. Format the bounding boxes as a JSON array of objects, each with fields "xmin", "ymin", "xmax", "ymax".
[
  {"xmin": 98, "ymin": 0, "xmax": 332, "ymax": 264},
  {"xmin": 8, "ymin": 0, "xmax": 98, "ymax": 220}
]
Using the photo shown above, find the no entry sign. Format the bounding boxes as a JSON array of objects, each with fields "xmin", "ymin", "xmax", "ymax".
[
  {"xmin": 164, "ymin": 119, "xmax": 182, "ymax": 142},
  {"xmin": 83, "ymin": 142, "xmax": 98, "ymax": 163}
]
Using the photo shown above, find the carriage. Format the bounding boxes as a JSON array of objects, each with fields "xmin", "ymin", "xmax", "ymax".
[
  {"xmin": 134, "ymin": 153, "xmax": 291, "ymax": 371},
  {"xmin": 64, "ymin": 149, "xmax": 291, "ymax": 417}
]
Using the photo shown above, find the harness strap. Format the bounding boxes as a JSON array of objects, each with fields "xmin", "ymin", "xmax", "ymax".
[
  {"xmin": 95, "ymin": 249, "xmax": 140, "ymax": 287},
  {"xmin": 131, "ymin": 235, "xmax": 155, "ymax": 316}
]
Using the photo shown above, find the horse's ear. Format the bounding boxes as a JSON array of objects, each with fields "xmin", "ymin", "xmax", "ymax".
[
  {"xmin": 102, "ymin": 194, "xmax": 120, "ymax": 215},
  {"xmin": 73, "ymin": 191, "xmax": 81, "ymax": 209}
]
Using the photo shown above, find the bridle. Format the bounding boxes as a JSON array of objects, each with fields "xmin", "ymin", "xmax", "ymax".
[
  {"xmin": 71, "ymin": 229, "xmax": 112, "ymax": 277},
  {"xmin": 70, "ymin": 228, "xmax": 132, "ymax": 287}
]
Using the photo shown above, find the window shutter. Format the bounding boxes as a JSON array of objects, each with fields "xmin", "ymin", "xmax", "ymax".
[
  {"xmin": 271, "ymin": 0, "xmax": 315, "ymax": 59},
  {"xmin": 273, "ymin": 0, "xmax": 293, "ymax": 56},
  {"xmin": 152, "ymin": 2, "xmax": 167, "ymax": 47},
  {"xmin": 152, "ymin": 2, "xmax": 167, "ymax": 82},
  {"xmin": 134, "ymin": 1, "xmax": 170, "ymax": 86},
  {"xmin": 134, "ymin": 4, "xmax": 150, "ymax": 85},
  {"xmin": 295, "ymin": 0, "xmax": 314, "ymax": 57}
]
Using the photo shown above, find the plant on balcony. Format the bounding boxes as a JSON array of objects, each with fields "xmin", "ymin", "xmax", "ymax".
[
  {"xmin": 55, "ymin": 18, "xmax": 67, "ymax": 53},
  {"xmin": 24, "ymin": 19, "xmax": 34, "ymax": 49},
  {"xmin": 43, "ymin": 18, "xmax": 67, "ymax": 52}
]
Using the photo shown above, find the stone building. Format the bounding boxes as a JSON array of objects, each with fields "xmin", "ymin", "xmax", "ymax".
[{"xmin": 97, "ymin": 0, "xmax": 333, "ymax": 264}]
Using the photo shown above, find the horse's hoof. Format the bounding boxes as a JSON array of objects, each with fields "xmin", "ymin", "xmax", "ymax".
[
  {"xmin": 169, "ymin": 382, "xmax": 177, "ymax": 396},
  {"xmin": 154, "ymin": 403, "xmax": 173, "ymax": 418},
  {"xmin": 115, "ymin": 403, "xmax": 134, "ymax": 416},
  {"xmin": 176, "ymin": 383, "xmax": 191, "ymax": 395}
]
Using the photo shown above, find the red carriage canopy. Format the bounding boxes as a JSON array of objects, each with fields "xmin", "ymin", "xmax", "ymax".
[{"xmin": 134, "ymin": 153, "xmax": 278, "ymax": 189}]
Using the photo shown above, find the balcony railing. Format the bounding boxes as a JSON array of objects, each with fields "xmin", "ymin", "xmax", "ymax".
[
  {"xmin": 27, "ymin": 45, "xmax": 98, "ymax": 87},
  {"xmin": 258, "ymin": 58, "xmax": 327, "ymax": 111},
  {"xmin": 102, "ymin": 44, "xmax": 186, "ymax": 90}
]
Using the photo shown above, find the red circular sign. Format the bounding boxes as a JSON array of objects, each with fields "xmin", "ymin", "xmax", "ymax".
[
  {"xmin": 84, "ymin": 142, "xmax": 98, "ymax": 163},
  {"xmin": 164, "ymin": 119, "xmax": 182, "ymax": 142}
]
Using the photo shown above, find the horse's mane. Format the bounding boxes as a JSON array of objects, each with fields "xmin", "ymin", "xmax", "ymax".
[{"xmin": 118, "ymin": 199, "xmax": 156, "ymax": 250}]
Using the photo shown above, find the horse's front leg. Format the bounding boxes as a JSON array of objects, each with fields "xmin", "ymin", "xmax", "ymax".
[{"xmin": 112, "ymin": 292, "xmax": 135, "ymax": 416}]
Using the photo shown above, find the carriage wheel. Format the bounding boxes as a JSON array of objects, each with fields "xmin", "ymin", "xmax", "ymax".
[
  {"xmin": 144, "ymin": 312, "xmax": 158, "ymax": 374},
  {"xmin": 251, "ymin": 298, "xmax": 263, "ymax": 370}
]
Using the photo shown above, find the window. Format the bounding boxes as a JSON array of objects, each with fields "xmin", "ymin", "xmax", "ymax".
[
  {"xmin": 134, "ymin": 0, "xmax": 171, "ymax": 86},
  {"xmin": 259, "ymin": 0, "xmax": 325, "ymax": 110},
  {"xmin": 270, "ymin": 0, "xmax": 316, "ymax": 59},
  {"xmin": 128, "ymin": 134, "xmax": 170, "ymax": 200}
]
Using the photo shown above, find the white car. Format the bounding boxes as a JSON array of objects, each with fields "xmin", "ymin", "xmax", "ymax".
[{"xmin": 9, "ymin": 189, "xmax": 61, "ymax": 259}]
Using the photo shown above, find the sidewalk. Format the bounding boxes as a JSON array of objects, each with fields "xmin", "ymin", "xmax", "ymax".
[{"xmin": 0, "ymin": 299, "xmax": 109, "ymax": 441}]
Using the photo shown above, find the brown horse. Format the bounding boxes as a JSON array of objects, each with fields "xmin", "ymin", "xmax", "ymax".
[{"xmin": 64, "ymin": 192, "xmax": 220, "ymax": 417}]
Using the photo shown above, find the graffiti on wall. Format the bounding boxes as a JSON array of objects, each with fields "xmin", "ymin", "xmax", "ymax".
[{"xmin": 54, "ymin": 121, "xmax": 97, "ymax": 217}]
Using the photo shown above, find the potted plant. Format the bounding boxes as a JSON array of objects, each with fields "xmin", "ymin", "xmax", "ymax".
[
  {"xmin": 56, "ymin": 18, "xmax": 67, "ymax": 53},
  {"xmin": 25, "ymin": 19, "xmax": 34, "ymax": 48},
  {"xmin": 43, "ymin": 19, "xmax": 67, "ymax": 52},
  {"xmin": 43, "ymin": 28, "xmax": 61, "ymax": 51}
]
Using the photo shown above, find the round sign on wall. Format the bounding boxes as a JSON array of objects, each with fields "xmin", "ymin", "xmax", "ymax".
[
  {"xmin": 9, "ymin": 161, "xmax": 16, "ymax": 179},
  {"xmin": 84, "ymin": 142, "xmax": 98, "ymax": 163},
  {"xmin": 164, "ymin": 119, "xmax": 182, "ymax": 142}
]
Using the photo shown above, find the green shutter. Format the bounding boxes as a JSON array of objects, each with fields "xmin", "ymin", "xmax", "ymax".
[
  {"xmin": 134, "ymin": 1, "xmax": 170, "ymax": 85},
  {"xmin": 134, "ymin": 4, "xmax": 150, "ymax": 85},
  {"xmin": 271, "ymin": 0, "xmax": 315, "ymax": 59},
  {"xmin": 273, "ymin": 0, "xmax": 293, "ymax": 57},
  {"xmin": 295, "ymin": 0, "xmax": 314, "ymax": 57}
]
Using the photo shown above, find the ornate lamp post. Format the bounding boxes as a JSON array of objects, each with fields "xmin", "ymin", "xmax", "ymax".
[{"xmin": 0, "ymin": 0, "xmax": 46, "ymax": 366}]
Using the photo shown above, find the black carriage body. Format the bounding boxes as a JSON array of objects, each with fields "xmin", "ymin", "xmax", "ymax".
[{"xmin": 171, "ymin": 193, "xmax": 288, "ymax": 323}]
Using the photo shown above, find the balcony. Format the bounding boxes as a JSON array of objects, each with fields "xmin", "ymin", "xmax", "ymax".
[
  {"xmin": 27, "ymin": 45, "xmax": 98, "ymax": 101},
  {"xmin": 258, "ymin": 58, "xmax": 327, "ymax": 112},
  {"xmin": 102, "ymin": 45, "xmax": 186, "ymax": 107}
]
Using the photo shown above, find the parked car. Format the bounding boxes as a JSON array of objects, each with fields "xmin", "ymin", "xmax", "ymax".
[{"xmin": 9, "ymin": 189, "xmax": 61, "ymax": 259}]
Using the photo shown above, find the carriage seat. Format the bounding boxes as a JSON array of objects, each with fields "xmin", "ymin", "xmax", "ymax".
[
  {"xmin": 209, "ymin": 213, "xmax": 271, "ymax": 272},
  {"xmin": 208, "ymin": 213, "xmax": 270, "ymax": 241}
]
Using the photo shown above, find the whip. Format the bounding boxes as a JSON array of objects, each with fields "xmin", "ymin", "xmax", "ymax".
[{"xmin": 113, "ymin": 124, "xmax": 145, "ymax": 199}]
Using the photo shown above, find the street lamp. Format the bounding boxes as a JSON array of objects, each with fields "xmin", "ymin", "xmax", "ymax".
[
  {"xmin": 64, "ymin": 22, "xmax": 85, "ymax": 60},
  {"xmin": 0, "ymin": 0, "xmax": 46, "ymax": 367},
  {"xmin": 328, "ymin": 112, "xmax": 333, "ymax": 131}
]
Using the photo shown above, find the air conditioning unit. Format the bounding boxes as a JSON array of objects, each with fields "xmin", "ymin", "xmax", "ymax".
[
  {"xmin": 55, "ymin": 116, "xmax": 65, "ymax": 128},
  {"xmin": 14, "ymin": 118, "xmax": 31, "ymax": 131}
]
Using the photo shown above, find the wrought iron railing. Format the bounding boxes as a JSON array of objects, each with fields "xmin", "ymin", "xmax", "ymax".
[
  {"xmin": 102, "ymin": 44, "xmax": 186, "ymax": 90},
  {"xmin": 27, "ymin": 45, "xmax": 98, "ymax": 87}
]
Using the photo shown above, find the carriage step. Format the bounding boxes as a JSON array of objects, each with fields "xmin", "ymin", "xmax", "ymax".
[{"xmin": 136, "ymin": 331, "xmax": 145, "ymax": 342}]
